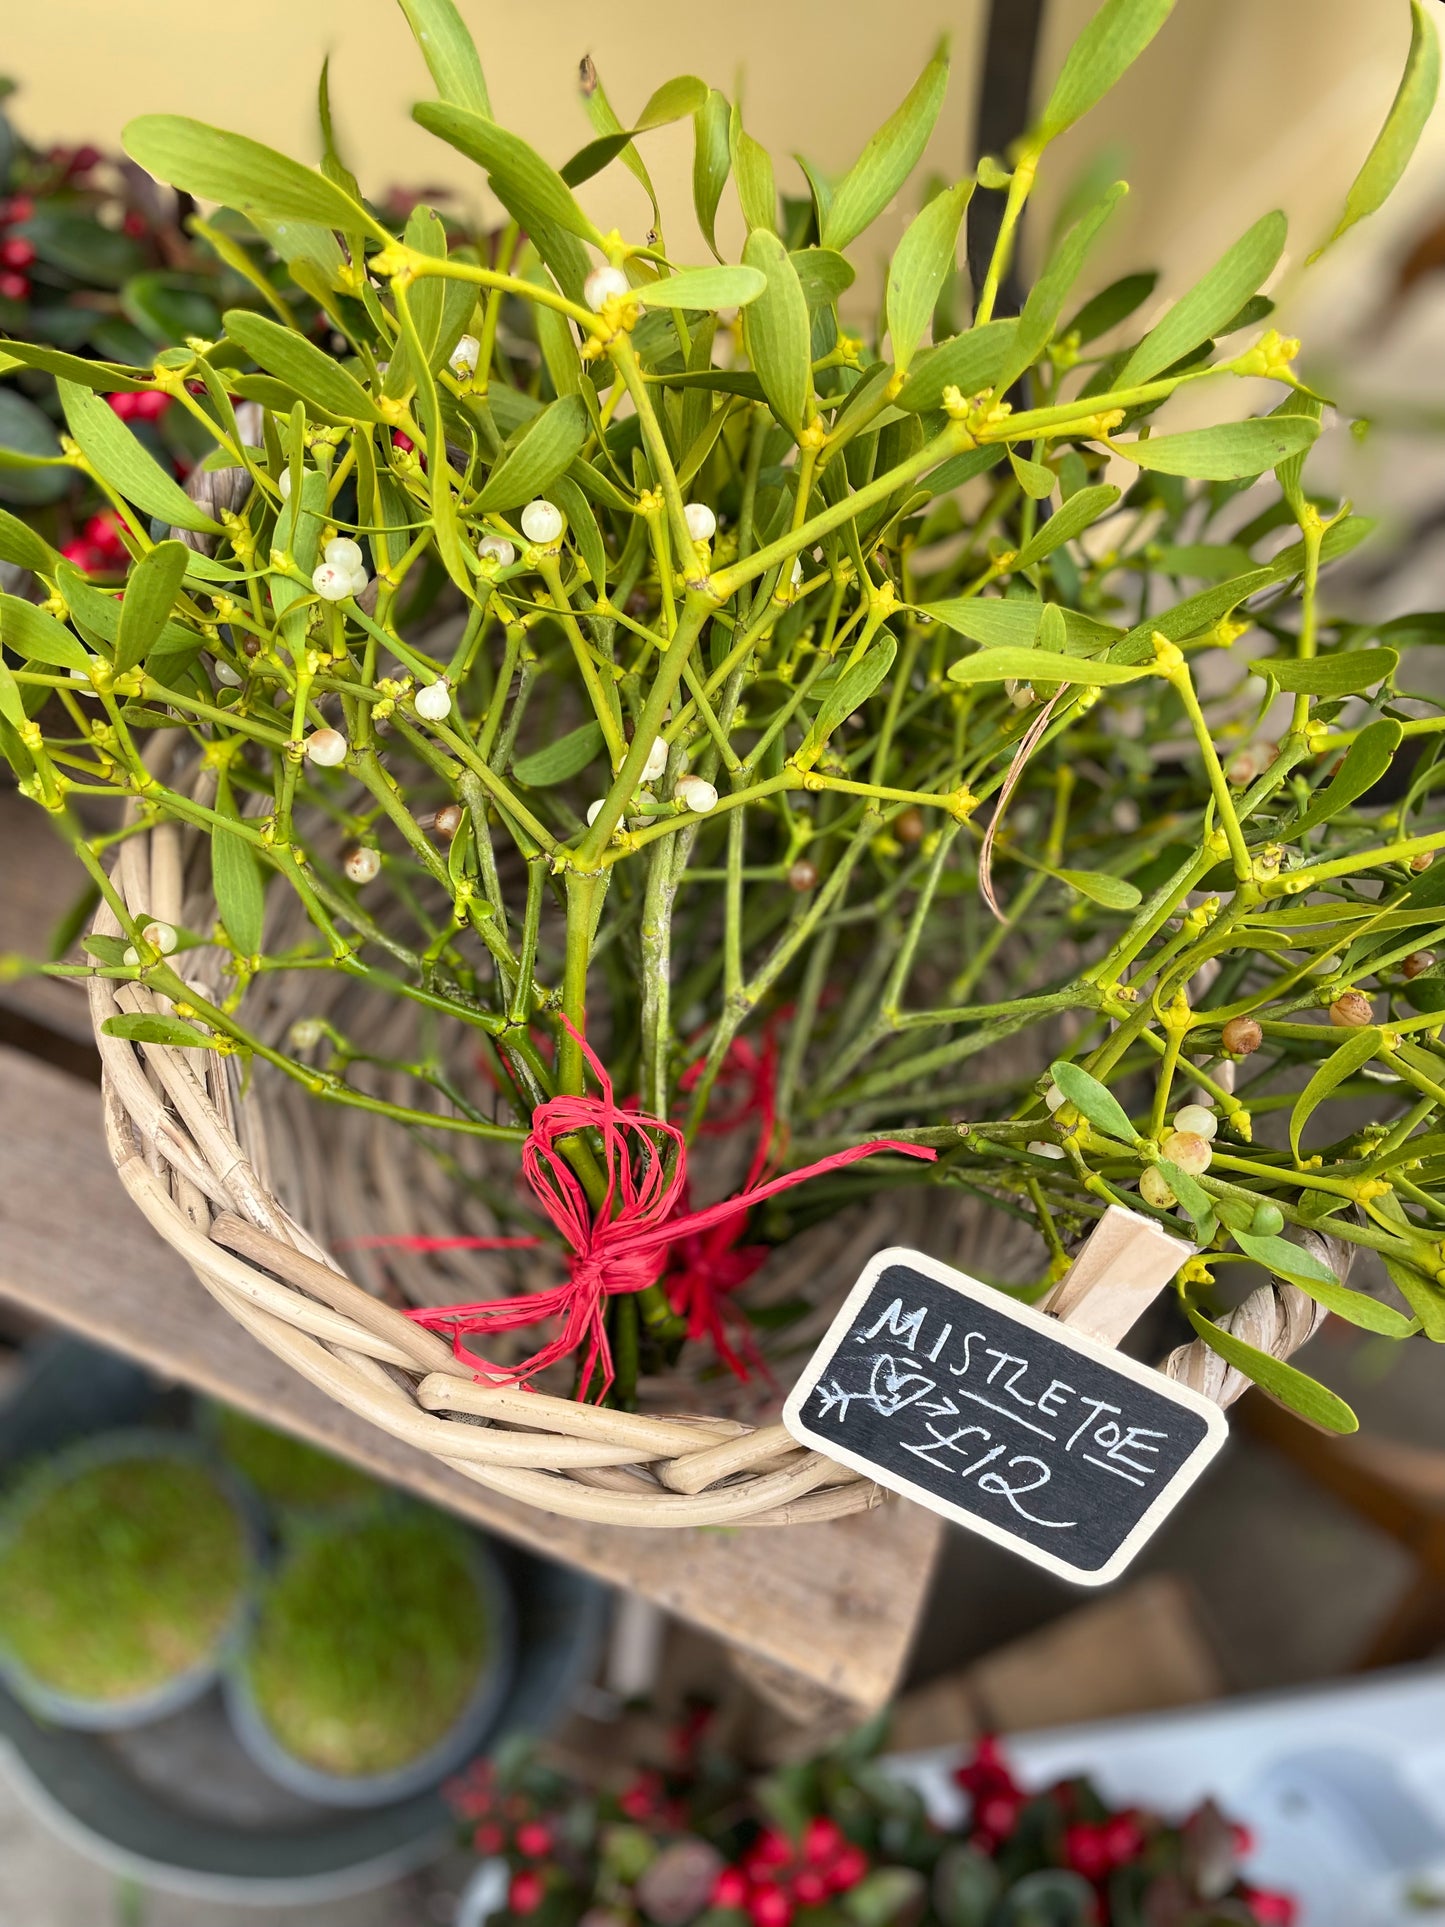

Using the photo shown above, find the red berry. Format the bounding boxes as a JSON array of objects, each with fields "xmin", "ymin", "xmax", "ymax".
[
  {"xmin": 0, "ymin": 195, "xmax": 33, "ymax": 225},
  {"xmin": 791, "ymin": 1870, "xmax": 827, "ymax": 1906},
  {"xmin": 1231, "ymin": 1822, "xmax": 1256, "ymax": 1858},
  {"xmin": 1242, "ymin": 1888, "xmax": 1297, "ymax": 1926},
  {"xmin": 748, "ymin": 1889, "xmax": 793, "ymax": 1927},
  {"xmin": 83, "ymin": 513, "xmax": 127, "ymax": 561},
  {"xmin": 0, "ymin": 271, "xmax": 29, "ymax": 302},
  {"xmin": 802, "ymin": 1817, "xmax": 845, "ymax": 1866},
  {"xmin": 1063, "ymin": 1823, "xmax": 1113, "ymax": 1882},
  {"xmin": 0, "ymin": 237, "xmax": 35, "ymax": 269},
  {"xmin": 122, "ymin": 210, "xmax": 148, "ymax": 238},
  {"xmin": 60, "ymin": 539, "xmax": 104, "ymax": 572},
  {"xmin": 711, "ymin": 1868, "xmax": 751, "ymax": 1910},
  {"xmin": 106, "ymin": 392, "xmax": 139, "ymax": 420},
  {"xmin": 976, "ymin": 1792, "xmax": 1022, "ymax": 1839},
  {"xmin": 753, "ymin": 1831, "xmax": 794, "ymax": 1869},
  {"xmin": 618, "ymin": 1771, "xmax": 663, "ymax": 1821},
  {"xmin": 507, "ymin": 1869, "xmax": 545, "ymax": 1916},
  {"xmin": 824, "ymin": 1845, "xmax": 868, "ymax": 1895},
  {"xmin": 1102, "ymin": 1813, "xmax": 1146, "ymax": 1866},
  {"xmin": 514, "ymin": 1821, "xmax": 552, "ymax": 1857},
  {"xmin": 133, "ymin": 390, "xmax": 172, "ymax": 421},
  {"xmin": 392, "ymin": 431, "xmax": 415, "ymax": 454},
  {"xmin": 69, "ymin": 144, "xmax": 102, "ymax": 174},
  {"xmin": 473, "ymin": 1823, "xmax": 504, "ymax": 1855}
]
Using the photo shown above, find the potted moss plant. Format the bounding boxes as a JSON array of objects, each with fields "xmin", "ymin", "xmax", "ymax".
[
  {"xmin": 0, "ymin": 1429, "xmax": 256, "ymax": 1729},
  {"xmin": 225, "ymin": 1505, "xmax": 515, "ymax": 1807},
  {"xmin": 207, "ymin": 1403, "xmax": 382, "ymax": 1520}
]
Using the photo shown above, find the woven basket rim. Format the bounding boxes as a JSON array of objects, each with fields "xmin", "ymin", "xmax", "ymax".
[{"xmin": 88, "ymin": 792, "xmax": 1330, "ymax": 1527}]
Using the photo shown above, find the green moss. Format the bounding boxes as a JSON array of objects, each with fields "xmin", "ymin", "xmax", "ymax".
[
  {"xmin": 0, "ymin": 1453, "xmax": 248, "ymax": 1701},
  {"xmin": 213, "ymin": 1407, "xmax": 380, "ymax": 1512},
  {"xmin": 247, "ymin": 1510, "xmax": 489, "ymax": 1777}
]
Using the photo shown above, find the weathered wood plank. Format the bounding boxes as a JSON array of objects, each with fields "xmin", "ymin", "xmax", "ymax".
[
  {"xmin": 0, "ymin": 1042, "xmax": 942, "ymax": 1709},
  {"xmin": 0, "ymin": 788, "xmax": 96, "ymax": 1046}
]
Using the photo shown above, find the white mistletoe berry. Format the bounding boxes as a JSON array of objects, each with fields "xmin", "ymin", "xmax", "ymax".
[
  {"xmin": 641, "ymin": 735, "xmax": 668, "ymax": 782},
  {"xmin": 414, "ymin": 680, "xmax": 452, "ymax": 721},
  {"xmin": 683, "ymin": 502, "xmax": 716, "ymax": 543},
  {"xmin": 1026, "ymin": 1140, "xmax": 1066, "ymax": 1160},
  {"xmin": 214, "ymin": 661, "xmax": 243, "ymax": 687},
  {"xmin": 277, "ymin": 469, "xmax": 294, "ymax": 500},
  {"xmin": 1044, "ymin": 1082, "xmax": 1066, "ymax": 1112},
  {"xmin": 584, "ymin": 264, "xmax": 630, "ymax": 310},
  {"xmin": 344, "ymin": 846, "xmax": 381, "ymax": 884},
  {"xmin": 141, "ymin": 920, "xmax": 178, "ymax": 955},
  {"xmin": 304, "ymin": 727, "xmax": 348, "ymax": 767},
  {"xmin": 520, "ymin": 499, "xmax": 564, "ymax": 545},
  {"xmin": 585, "ymin": 799, "xmax": 607, "ymax": 826},
  {"xmin": 790, "ymin": 557, "xmax": 804, "ymax": 587},
  {"xmin": 312, "ymin": 561, "xmax": 354, "ymax": 602},
  {"xmin": 478, "ymin": 534, "xmax": 516, "ymax": 568},
  {"xmin": 1172, "ymin": 1103, "xmax": 1217, "ymax": 1141},
  {"xmin": 1160, "ymin": 1129, "xmax": 1212, "ymax": 1175},
  {"xmin": 1140, "ymin": 1166, "xmax": 1177, "ymax": 1209},
  {"xmin": 448, "ymin": 333, "xmax": 481, "ymax": 378},
  {"xmin": 676, "ymin": 774, "xmax": 718, "ymax": 814},
  {"xmin": 323, "ymin": 537, "xmax": 364, "ymax": 574}
]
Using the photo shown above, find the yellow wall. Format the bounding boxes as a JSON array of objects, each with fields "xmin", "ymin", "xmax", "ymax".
[{"xmin": 1, "ymin": 0, "xmax": 1438, "ymax": 323}]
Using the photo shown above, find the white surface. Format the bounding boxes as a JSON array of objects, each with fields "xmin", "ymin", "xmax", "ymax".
[{"xmin": 890, "ymin": 1666, "xmax": 1445, "ymax": 1927}]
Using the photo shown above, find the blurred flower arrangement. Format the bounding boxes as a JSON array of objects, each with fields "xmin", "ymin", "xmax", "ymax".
[
  {"xmin": 0, "ymin": 76, "xmax": 325, "ymax": 562},
  {"xmin": 0, "ymin": 0, "xmax": 1443, "ymax": 1426},
  {"xmin": 449, "ymin": 1721, "xmax": 1294, "ymax": 1926}
]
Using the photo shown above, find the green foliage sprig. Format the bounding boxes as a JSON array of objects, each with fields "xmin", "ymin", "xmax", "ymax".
[{"xmin": 2, "ymin": 0, "xmax": 1443, "ymax": 1423}]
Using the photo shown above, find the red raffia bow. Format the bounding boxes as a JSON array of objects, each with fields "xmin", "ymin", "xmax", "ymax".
[{"xmin": 347, "ymin": 1020, "xmax": 935, "ymax": 1400}]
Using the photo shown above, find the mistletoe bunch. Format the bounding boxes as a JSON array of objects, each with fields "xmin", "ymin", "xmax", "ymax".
[{"xmin": 1, "ymin": 0, "xmax": 1443, "ymax": 1420}]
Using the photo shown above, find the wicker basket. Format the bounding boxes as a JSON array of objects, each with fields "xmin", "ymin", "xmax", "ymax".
[{"xmin": 86, "ymin": 747, "xmax": 1335, "ymax": 1529}]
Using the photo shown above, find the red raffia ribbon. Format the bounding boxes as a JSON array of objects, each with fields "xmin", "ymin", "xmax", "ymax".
[
  {"xmin": 664, "ymin": 1027, "xmax": 782, "ymax": 1379},
  {"xmin": 346, "ymin": 1020, "xmax": 935, "ymax": 1400}
]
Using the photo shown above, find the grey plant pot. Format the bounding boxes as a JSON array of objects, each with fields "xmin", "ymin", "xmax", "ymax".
[
  {"xmin": 0, "ymin": 1337, "xmax": 608, "ymax": 1905},
  {"xmin": 222, "ymin": 1536, "xmax": 517, "ymax": 1809},
  {"xmin": 0, "ymin": 1426, "xmax": 262, "ymax": 1732}
]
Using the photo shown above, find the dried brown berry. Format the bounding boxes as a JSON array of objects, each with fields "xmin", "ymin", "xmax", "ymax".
[
  {"xmin": 787, "ymin": 859, "xmax": 819, "ymax": 893},
  {"xmin": 1221, "ymin": 1015, "xmax": 1263, "ymax": 1056},
  {"xmin": 1411, "ymin": 851, "xmax": 1435, "ymax": 874},
  {"xmin": 895, "ymin": 807, "xmax": 925, "ymax": 845},
  {"xmin": 1403, "ymin": 950, "xmax": 1436, "ymax": 981},
  {"xmin": 242, "ymin": 634, "xmax": 261, "ymax": 657},
  {"xmin": 1224, "ymin": 750, "xmax": 1257, "ymax": 789},
  {"xmin": 1329, "ymin": 990, "xmax": 1373, "ymax": 1028},
  {"xmin": 434, "ymin": 802, "xmax": 464, "ymax": 840}
]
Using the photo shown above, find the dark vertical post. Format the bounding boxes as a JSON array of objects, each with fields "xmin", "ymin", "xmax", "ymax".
[{"xmin": 966, "ymin": 0, "xmax": 1048, "ymax": 318}]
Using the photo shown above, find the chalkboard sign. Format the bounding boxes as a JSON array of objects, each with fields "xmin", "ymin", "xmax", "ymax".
[{"xmin": 783, "ymin": 1247, "xmax": 1228, "ymax": 1586}]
